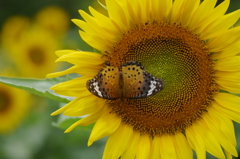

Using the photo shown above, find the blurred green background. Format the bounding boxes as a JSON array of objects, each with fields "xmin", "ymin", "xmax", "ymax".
[
  {"xmin": 0, "ymin": 1, "xmax": 107, "ymax": 159},
  {"xmin": 0, "ymin": 0, "xmax": 239, "ymax": 159}
]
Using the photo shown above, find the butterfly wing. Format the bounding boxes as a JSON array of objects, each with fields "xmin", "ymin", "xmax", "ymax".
[
  {"xmin": 121, "ymin": 61, "xmax": 145, "ymax": 98},
  {"xmin": 121, "ymin": 61, "xmax": 165, "ymax": 99},
  {"xmin": 86, "ymin": 66, "xmax": 120, "ymax": 100},
  {"xmin": 140, "ymin": 72, "xmax": 165, "ymax": 97}
]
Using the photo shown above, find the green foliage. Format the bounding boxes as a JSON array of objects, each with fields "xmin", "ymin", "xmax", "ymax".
[
  {"xmin": 93, "ymin": 48, "xmax": 102, "ymax": 54},
  {"xmin": 0, "ymin": 76, "xmax": 72, "ymax": 103}
]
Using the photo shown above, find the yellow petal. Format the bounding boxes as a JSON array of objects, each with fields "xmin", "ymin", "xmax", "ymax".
[
  {"xmin": 111, "ymin": 0, "xmax": 134, "ymax": 28},
  {"xmin": 64, "ymin": 97, "xmax": 105, "ymax": 116},
  {"xmin": 136, "ymin": 134, "xmax": 151, "ymax": 159},
  {"xmin": 72, "ymin": 19, "xmax": 95, "ymax": 34},
  {"xmin": 201, "ymin": 7, "xmax": 240, "ymax": 39},
  {"xmin": 77, "ymin": 68, "xmax": 101, "ymax": 77},
  {"xmin": 46, "ymin": 66, "xmax": 80, "ymax": 78},
  {"xmin": 64, "ymin": 106, "xmax": 107, "ymax": 133},
  {"xmin": 213, "ymin": 101, "xmax": 240, "ymax": 123},
  {"xmin": 78, "ymin": 10, "xmax": 117, "ymax": 42},
  {"xmin": 170, "ymin": 0, "xmax": 186, "ymax": 23},
  {"xmin": 215, "ymin": 71, "xmax": 240, "ymax": 93},
  {"xmin": 123, "ymin": 0, "xmax": 138, "ymax": 25},
  {"xmin": 79, "ymin": 31, "xmax": 112, "ymax": 52},
  {"xmin": 215, "ymin": 56, "xmax": 240, "ymax": 71},
  {"xmin": 197, "ymin": 119, "xmax": 225, "ymax": 159},
  {"xmin": 50, "ymin": 76, "xmax": 89, "ymax": 91},
  {"xmin": 179, "ymin": 0, "xmax": 200, "ymax": 26},
  {"xmin": 188, "ymin": 0, "xmax": 217, "ymax": 30},
  {"xmin": 55, "ymin": 50, "xmax": 76, "ymax": 57},
  {"xmin": 52, "ymin": 77, "xmax": 82, "ymax": 88},
  {"xmin": 149, "ymin": 0, "xmax": 160, "ymax": 22},
  {"xmin": 121, "ymin": 131, "xmax": 140, "ymax": 159},
  {"xmin": 149, "ymin": 136, "xmax": 161, "ymax": 159},
  {"xmin": 138, "ymin": 0, "xmax": 150, "ymax": 24},
  {"xmin": 51, "ymin": 97, "xmax": 83, "ymax": 116},
  {"xmin": 173, "ymin": 132, "xmax": 192, "ymax": 159},
  {"xmin": 88, "ymin": 109, "xmax": 121, "ymax": 146},
  {"xmin": 219, "ymin": 116, "xmax": 236, "ymax": 147},
  {"xmin": 56, "ymin": 51, "xmax": 104, "ymax": 65},
  {"xmin": 64, "ymin": 118, "xmax": 87, "ymax": 133},
  {"xmin": 196, "ymin": 0, "xmax": 229, "ymax": 37},
  {"xmin": 224, "ymin": 149, "xmax": 233, "ymax": 159},
  {"xmin": 205, "ymin": 105, "xmax": 236, "ymax": 147},
  {"xmin": 128, "ymin": 0, "xmax": 142, "ymax": 24},
  {"xmin": 159, "ymin": 134, "xmax": 177, "ymax": 159},
  {"xmin": 186, "ymin": 124, "xmax": 206, "ymax": 159},
  {"xmin": 149, "ymin": 0, "xmax": 172, "ymax": 22},
  {"xmin": 214, "ymin": 93, "xmax": 240, "ymax": 113},
  {"xmin": 206, "ymin": 108, "xmax": 238, "ymax": 156},
  {"xmin": 105, "ymin": 0, "xmax": 128, "ymax": 32},
  {"xmin": 207, "ymin": 27, "xmax": 240, "ymax": 52},
  {"xmin": 212, "ymin": 42, "xmax": 240, "ymax": 60},
  {"xmin": 165, "ymin": 0, "xmax": 173, "ymax": 18},
  {"xmin": 216, "ymin": 81, "xmax": 240, "ymax": 94},
  {"xmin": 88, "ymin": 6, "xmax": 110, "ymax": 25},
  {"xmin": 88, "ymin": 6, "xmax": 122, "ymax": 38},
  {"xmin": 52, "ymin": 86, "xmax": 85, "ymax": 92},
  {"xmin": 54, "ymin": 89, "xmax": 92, "ymax": 97},
  {"xmin": 102, "ymin": 123, "xmax": 133, "ymax": 159},
  {"xmin": 215, "ymin": 71, "xmax": 240, "ymax": 83}
]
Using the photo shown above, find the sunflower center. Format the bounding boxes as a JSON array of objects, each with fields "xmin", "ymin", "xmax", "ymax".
[
  {"xmin": 0, "ymin": 89, "xmax": 12, "ymax": 113},
  {"xmin": 107, "ymin": 22, "xmax": 218, "ymax": 135},
  {"xmin": 28, "ymin": 46, "xmax": 45, "ymax": 65}
]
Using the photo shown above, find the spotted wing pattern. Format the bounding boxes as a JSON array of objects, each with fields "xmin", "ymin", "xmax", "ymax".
[
  {"xmin": 86, "ymin": 65, "xmax": 120, "ymax": 99},
  {"xmin": 86, "ymin": 61, "xmax": 165, "ymax": 100},
  {"xmin": 121, "ymin": 61, "xmax": 165, "ymax": 99}
]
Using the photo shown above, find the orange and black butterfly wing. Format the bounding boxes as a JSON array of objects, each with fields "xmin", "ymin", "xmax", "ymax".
[
  {"xmin": 86, "ymin": 66, "xmax": 120, "ymax": 100},
  {"xmin": 137, "ymin": 72, "xmax": 165, "ymax": 97},
  {"xmin": 121, "ymin": 61, "xmax": 165, "ymax": 99}
]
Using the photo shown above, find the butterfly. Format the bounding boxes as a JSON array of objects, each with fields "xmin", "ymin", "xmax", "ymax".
[{"xmin": 86, "ymin": 61, "xmax": 165, "ymax": 100}]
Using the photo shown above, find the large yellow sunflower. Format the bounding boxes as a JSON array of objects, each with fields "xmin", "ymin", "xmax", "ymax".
[{"xmin": 48, "ymin": 0, "xmax": 240, "ymax": 158}]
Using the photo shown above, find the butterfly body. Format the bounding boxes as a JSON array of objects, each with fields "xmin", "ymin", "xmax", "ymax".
[{"xmin": 86, "ymin": 61, "xmax": 165, "ymax": 100}]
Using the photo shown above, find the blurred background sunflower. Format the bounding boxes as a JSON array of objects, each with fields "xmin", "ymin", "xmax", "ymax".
[{"xmin": 0, "ymin": 0, "xmax": 239, "ymax": 159}]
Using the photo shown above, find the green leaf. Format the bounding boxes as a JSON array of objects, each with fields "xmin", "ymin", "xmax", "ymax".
[
  {"xmin": 0, "ymin": 76, "xmax": 73, "ymax": 103},
  {"xmin": 93, "ymin": 48, "xmax": 102, "ymax": 54}
]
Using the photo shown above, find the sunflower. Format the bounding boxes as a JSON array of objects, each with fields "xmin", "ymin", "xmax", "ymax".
[
  {"xmin": 10, "ymin": 27, "xmax": 59, "ymax": 78},
  {"xmin": 48, "ymin": 0, "xmax": 240, "ymax": 158},
  {"xmin": 0, "ymin": 76, "xmax": 31, "ymax": 134},
  {"xmin": 0, "ymin": 16, "xmax": 30, "ymax": 50},
  {"xmin": 34, "ymin": 6, "xmax": 70, "ymax": 36}
]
